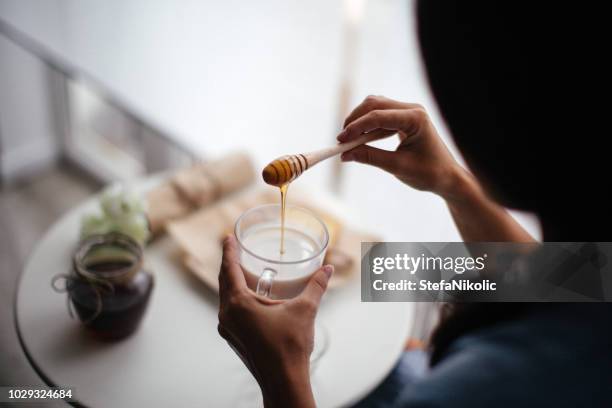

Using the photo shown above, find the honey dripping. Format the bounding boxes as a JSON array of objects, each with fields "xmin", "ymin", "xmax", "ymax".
[
  {"xmin": 262, "ymin": 155, "xmax": 309, "ymax": 256},
  {"xmin": 279, "ymin": 183, "xmax": 288, "ymax": 255}
]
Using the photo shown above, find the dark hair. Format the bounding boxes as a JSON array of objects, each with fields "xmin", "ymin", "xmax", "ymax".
[
  {"xmin": 428, "ymin": 303, "xmax": 532, "ymax": 365},
  {"xmin": 417, "ymin": 2, "xmax": 534, "ymax": 211},
  {"xmin": 416, "ymin": 1, "xmax": 608, "ymax": 241},
  {"xmin": 415, "ymin": 2, "xmax": 598, "ymax": 362}
]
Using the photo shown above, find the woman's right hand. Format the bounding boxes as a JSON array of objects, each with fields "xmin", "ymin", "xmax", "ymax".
[
  {"xmin": 338, "ymin": 95, "xmax": 467, "ymax": 200},
  {"xmin": 339, "ymin": 95, "xmax": 535, "ymax": 243}
]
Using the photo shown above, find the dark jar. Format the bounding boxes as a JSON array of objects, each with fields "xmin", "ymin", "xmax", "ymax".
[{"xmin": 66, "ymin": 233, "xmax": 154, "ymax": 340}]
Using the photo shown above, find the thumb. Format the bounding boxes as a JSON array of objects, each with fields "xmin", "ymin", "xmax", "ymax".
[
  {"xmin": 298, "ymin": 265, "xmax": 334, "ymax": 307},
  {"xmin": 341, "ymin": 145, "xmax": 401, "ymax": 175}
]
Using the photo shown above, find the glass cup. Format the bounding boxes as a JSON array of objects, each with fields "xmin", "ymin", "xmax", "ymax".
[{"xmin": 234, "ymin": 204, "xmax": 329, "ymax": 299}]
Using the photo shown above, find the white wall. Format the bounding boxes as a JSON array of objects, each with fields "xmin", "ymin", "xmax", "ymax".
[{"xmin": 0, "ymin": 33, "xmax": 59, "ymax": 183}]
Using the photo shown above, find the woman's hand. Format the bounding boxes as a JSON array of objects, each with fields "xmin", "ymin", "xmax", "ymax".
[
  {"xmin": 217, "ymin": 235, "xmax": 333, "ymax": 408},
  {"xmin": 340, "ymin": 95, "xmax": 535, "ymax": 243},
  {"xmin": 338, "ymin": 95, "xmax": 466, "ymax": 200}
]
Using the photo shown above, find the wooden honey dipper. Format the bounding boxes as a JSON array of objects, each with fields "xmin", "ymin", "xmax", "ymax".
[{"xmin": 262, "ymin": 132, "xmax": 382, "ymax": 186}]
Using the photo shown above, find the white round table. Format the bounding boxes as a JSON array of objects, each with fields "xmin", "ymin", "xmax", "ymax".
[{"xmin": 15, "ymin": 178, "xmax": 413, "ymax": 408}]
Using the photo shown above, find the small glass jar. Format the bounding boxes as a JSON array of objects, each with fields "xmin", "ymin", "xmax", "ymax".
[{"xmin": 66, "ymin": 233, "xmax": 154, "ymax": 340}]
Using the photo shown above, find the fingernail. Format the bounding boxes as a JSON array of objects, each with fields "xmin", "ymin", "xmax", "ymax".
[
  {"xmin": 323, "ymin": 265, "xmax": 334, "ymax": 278},
  {"xmin": 337, "ymin": 130, "xmax": 347, "ymax": 142},
  {"xmin": 341, "ymin": 152, "xmax": 353, "ymax": 162}
]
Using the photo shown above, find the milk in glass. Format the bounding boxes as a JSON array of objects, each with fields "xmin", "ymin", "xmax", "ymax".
[{"xmin": 240, "ymin": 224, "xmax": 321, "ymax": 298}]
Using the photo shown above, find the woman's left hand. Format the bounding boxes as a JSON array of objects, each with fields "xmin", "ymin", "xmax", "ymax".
[{"xmin": 217, "ymin": 235, "xmax": 333, "ymax": 408}]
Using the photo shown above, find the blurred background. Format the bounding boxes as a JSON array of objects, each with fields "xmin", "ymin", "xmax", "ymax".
[{"xmin": 0, "ymin": 0, "xmax": 539, "ymax": 392}]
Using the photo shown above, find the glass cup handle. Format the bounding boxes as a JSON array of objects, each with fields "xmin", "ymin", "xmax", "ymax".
[{"xmin": 256, "ymin": 268, "xmax": 277, "ymax": 297}]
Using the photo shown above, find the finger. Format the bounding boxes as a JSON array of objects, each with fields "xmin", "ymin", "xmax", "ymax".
[
  {"xmin": 253, "ymin": 293, "xmax": 285, "ymax": 306},
  {"xmin": 297, "ymin": 265, "xmax": 333, "ymax": 308},
  {"xmin": 340, "ymin": 128, "xmax": 397, "ymax": 144},
  {"xmin": 219, "ymin": 235, "xmax": 247, "ymax": 297},
  {"xmin": 341, "ymin": 145, "xmax": 402, "ymax": 175},
  {"xmin": 342, "ymin": 95, "xmax": 419, "ymax": 131},
  {"xmin": 338, "ymin": 109, "xmax": 421, "ymax": 143}
]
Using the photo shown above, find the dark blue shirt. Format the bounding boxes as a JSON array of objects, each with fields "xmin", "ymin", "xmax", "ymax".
[{"xmin": 397, "ymin": 305, "xmax": 612, "ymax": 407}]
